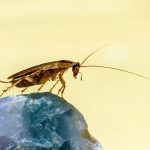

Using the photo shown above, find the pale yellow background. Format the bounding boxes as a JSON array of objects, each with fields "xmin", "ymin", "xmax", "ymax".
[{"xmin": 0, "ymin": 0, "xmax": 150, "ymax": 150}]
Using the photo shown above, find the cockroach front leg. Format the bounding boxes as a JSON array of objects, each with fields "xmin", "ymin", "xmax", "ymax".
[{"xmin": 57, "ymin": 71, "xmax": 66, "ymax": 97}]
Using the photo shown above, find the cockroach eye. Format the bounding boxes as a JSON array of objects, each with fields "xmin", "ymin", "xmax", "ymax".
[{"xmin": 72, "ymin": 63, "xmax": 80, "ymax": 78}]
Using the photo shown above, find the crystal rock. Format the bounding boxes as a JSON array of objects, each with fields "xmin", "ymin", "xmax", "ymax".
[{"xmin": 0, "ymin": 92, "xmax": 102, "ymax": 150}]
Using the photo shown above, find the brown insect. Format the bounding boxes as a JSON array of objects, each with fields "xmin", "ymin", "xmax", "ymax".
[{"xmin": 0, "ymin": 44, "xmax": 149, "ymax": 97}]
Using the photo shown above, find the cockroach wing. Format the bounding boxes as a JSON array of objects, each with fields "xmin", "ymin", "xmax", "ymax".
[{"xmin": 8, "ymin": 60, "xmax": 74, "ymax": 79}]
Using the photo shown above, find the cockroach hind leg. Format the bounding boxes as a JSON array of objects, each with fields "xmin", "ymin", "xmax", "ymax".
[
  {"xmin": 21, "ymin": 87, "xmax": 28, "ymax": 94},
  {"xmin": 0, "ymin": 90, "xmax": 6, "ymax": 97},
  {"xmin": 37, "ymin": 84, "xmax": 44, "ymax": 93},
  {"xmin": 0, "ymin": 85, "xmax": 13, "ymax": 97},
  {"xmin": 37, "ymin": 78, "xmax": 49, "ymax": 93}
]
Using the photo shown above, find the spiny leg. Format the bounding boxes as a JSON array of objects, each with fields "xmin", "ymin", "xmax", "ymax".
[
  {"xmin": 58, "ymin": 82, "xmax": 66, "ymax": 97},
  {"xmin": 57, "ymin": 86, "xmax": 63, "ymax": 96},
  {"xmin": 37, "ymin": 78, "xmax": 50, "ymax": 93},
  {"xmin": 21, "ymin": 87, "xmax": 28, "ymax": 94},
  {"xmin": 37, "ymin": 83, "xmax": 46, "ymax": 92},
  {"xmin": 36, "ymin": 78, "xmax": 51, "ymax": 101},
  {"xmin": 57, "ymin": 70, "xmax": 66, "ymax": 97},
  {"xmin": 61, "ymin": 85, "xmax": 66, "ymax": 96},
  {"xmin": 0, "ymin": 85, "xmax": 13, "ymax": 97},
  {"xmin": 50, "ymin": 79, "xmax": 59, "ymax": 92},
  {"xmin": 57, "ymin": 86, "xmax": 66, "ymax": 97},
  {"xmin": 0, "ymin": 79, "xmax": 23, "ymax": 97}
]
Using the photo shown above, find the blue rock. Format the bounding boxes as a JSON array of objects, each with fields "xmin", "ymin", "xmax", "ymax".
[{"xmin": 0, "ymin": 92, "xmax": 102, "ymax": 150}]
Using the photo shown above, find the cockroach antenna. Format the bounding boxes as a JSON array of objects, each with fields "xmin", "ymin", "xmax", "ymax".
[
  {"xmin": 81, "ymin": 65, "xmax": 150, "ymax": 80},
  {"xmin": 80, "ymin": 44, "xmax": 150, "ymax": 80},
  {"xmin": 80, "ymin": 43, "xmax": 111, "ymax": 66}
]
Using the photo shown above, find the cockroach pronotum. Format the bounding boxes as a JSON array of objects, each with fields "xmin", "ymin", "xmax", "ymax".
[{"xmin": 0, "ymin": 44, "xmax": 149, "ymax": 97}]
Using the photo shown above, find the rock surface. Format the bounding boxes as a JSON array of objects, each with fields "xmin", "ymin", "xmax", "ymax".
[{"xmin": 0, "ymin": 92, "xmax": 102, "ymax": 150}]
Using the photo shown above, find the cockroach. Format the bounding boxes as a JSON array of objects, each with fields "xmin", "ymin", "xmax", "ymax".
[{"xmin": 0, "ymin": 44, "xmax": 149, "ymax": 97}]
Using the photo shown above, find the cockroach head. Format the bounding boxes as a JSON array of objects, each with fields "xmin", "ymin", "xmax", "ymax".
[{"xmin": 72, "ymin": 62, "xmax": 80, "ymax": 79}]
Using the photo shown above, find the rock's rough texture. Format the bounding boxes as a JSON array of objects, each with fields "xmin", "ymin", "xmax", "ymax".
[{"xmin": 0, "ymin": 92, "xmax": 102, "ymax": 150}]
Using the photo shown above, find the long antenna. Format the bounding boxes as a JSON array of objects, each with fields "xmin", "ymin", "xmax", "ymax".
[
  {"xmin": 81, "ymin": 65, "xmax": 150, "ymax": 80},
  {"xmin": 80, "ymin": 44, "xmax": 110, "ymax": 66}
]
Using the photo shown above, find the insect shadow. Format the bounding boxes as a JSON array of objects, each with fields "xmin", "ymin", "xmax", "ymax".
[{"xmin": 0, "ymin": 44, "xmax": 149, "ymax": 97}]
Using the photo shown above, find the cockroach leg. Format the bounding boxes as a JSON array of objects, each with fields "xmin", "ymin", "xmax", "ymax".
[
  {"xmin": 50, "ymin": 79, "xmax": 59, "ymax": 92},
  {"xmin": 57, "ymin": 71, "xmax": 66, "ymax": 97},
  {"xmin": 61, "ymin": 85, "xmax": 66, "ymax": 97},
  {"xmin": 0, "ymin": 85, "xmax": 12, "ymax": 97},
  {"xmin": 37, "ymin": 77, "xmax": 50, "ymax": 92},
  {"xmin": 57, "ymin": 86, "xmax": 63, "ymax": 96},
  {"xmin": 0, "ymin": 79, "xmax": 22, "ymax": 97},
  {"xmin": 21, "ymin": 87, "xmax": 28, "ymax": 94},
  {"xmin": 37, "ymin": 83, "xmax": 46, "ymax": 92}
]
